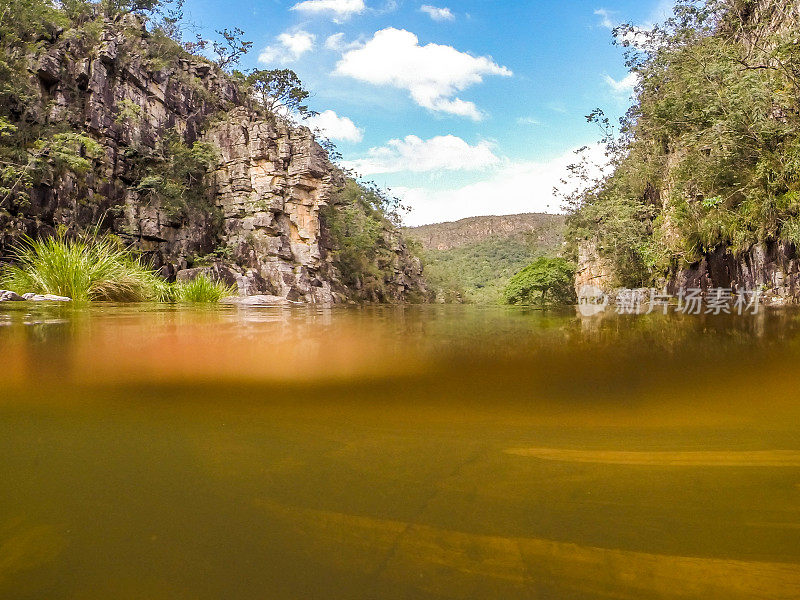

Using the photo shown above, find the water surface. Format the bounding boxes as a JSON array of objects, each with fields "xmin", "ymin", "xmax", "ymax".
[{"xmin": 1, "ymin": 304, "xmax": 799, "ymax": 599}]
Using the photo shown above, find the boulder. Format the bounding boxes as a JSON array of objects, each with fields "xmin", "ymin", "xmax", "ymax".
[
  {"xmin": 0, "ymin": 290, "xmax": 26, "ymax": 301},
  {"xmin": 28, "ymin": 294, "xmax": 72, "ymax": 302}
]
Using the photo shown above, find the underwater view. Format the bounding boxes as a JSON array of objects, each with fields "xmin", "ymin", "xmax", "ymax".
[
  {"xmin": 2, "ymin": 304, "xmax": 800, "ymax": 599},
  {"xmin": 5, "ymin": 0, "xmax": 800, "ymax": 597}
]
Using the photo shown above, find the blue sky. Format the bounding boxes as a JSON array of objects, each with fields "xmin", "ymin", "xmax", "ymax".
[{"xmin": 181, "ymin": 0, "xmax": 674, "ymax": 224}]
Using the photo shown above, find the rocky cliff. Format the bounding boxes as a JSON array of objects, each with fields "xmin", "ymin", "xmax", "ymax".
[{"xmin": 0, "ymin": 11, "xmax": 427, "ymax": 303}]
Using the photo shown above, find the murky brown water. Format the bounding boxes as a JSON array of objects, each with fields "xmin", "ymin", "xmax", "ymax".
[{"xmin": 1, "ymin": 303, "xmax": 799, "ymax": 599}]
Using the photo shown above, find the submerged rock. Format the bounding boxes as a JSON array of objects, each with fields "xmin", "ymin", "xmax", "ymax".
[{"xmin": 221, "ymin": 295, "xmax": 294, "ymax": 306}]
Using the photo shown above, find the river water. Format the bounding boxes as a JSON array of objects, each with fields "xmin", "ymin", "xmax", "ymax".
[{"xmin": 1, "ymin": 303, "xmax": 799, "ymax": 599}]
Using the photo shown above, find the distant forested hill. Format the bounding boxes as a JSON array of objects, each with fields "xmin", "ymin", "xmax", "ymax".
[{"xmin": 405, "ymin": 214, "xmax": 565, "ymax": 303}]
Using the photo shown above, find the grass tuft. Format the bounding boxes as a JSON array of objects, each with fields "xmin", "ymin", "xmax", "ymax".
[
  {"xmin": 1, "ymin": 233, "xmax": 171, "ymax": 302},
  {"xmin": 172, "ymin": 274, "xmax": 236, "ymax": 303}
]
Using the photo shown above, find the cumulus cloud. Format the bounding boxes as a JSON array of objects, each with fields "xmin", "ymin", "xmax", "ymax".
[
  {"xmin": 345, "ymin": 135, "xmax": 499, "ymax": 175},
  {"xmin": 306, "ymin": 110, "xmax": 364, "ymax": 143},
  {"xmin": 334, "ymin": 28, "xmax": 511, "ymax": 120},
  {"xmin": 420, "ymin": 5, "xmax": 454, "ymax": 21},
  {"xmin": 603, "ymin": 72, "xmax": 638, "ymax": 94},
  {"xmin": 291, "ymin": 0, "xmax": 365, "ymax": 20},
  {"xmin": 395, "ymin": 145, "xmax": 609, "ymax": 226},
  {"xmin": 324, "ymin": 32, "xmax": 361, "ymax": 51},
  {"xmin": 258, "ymin": 30, "xmax": 316, "ymax": 64}
]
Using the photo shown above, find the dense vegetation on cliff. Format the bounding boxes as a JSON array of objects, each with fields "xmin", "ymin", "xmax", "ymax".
[
  {"xmin": 567, "ymin": 0, "xmax": 800, "ymax": 289},
  {"xmin": 0, "ymin": 0, "xmax": 427, "ymax": 303}
]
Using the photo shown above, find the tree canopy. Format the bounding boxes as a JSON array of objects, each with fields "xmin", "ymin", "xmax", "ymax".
[
  {"xmin": 245, "ymin": 69, "xmax": 314, "ymax": 119},
  {"xmin": 503, "ymin": 257, "xmax": 576, "ymax": 306}
]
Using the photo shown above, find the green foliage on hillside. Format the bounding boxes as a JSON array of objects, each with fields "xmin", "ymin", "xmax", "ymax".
[
  {"xmin": 420, "ymin": 237, "xmax": 547, "ymax": 304},
  {"xmin": 503, "ymin": 256, "xmax": 576, "ymax": 306},
  {"xmin": 131, "ymin": 131, "xmax": 219, "ymax": 220},
  {"xmin": 566, "ymin": 0, "xmax": 800, "ymax": 287},
  {"xmin": 321, "ymin": 179, "xmax": 417, "ymax": 302},
  {"xmin": 408, "ymin": 215, "xmax": 566, "ymax": 303}
]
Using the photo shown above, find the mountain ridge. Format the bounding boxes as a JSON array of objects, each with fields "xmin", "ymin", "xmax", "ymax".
[{"xmin": 405, "ymin": 213, "xmax": 565, "ymax": 252}]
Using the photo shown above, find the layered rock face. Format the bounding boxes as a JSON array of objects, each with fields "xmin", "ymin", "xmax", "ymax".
[
  {"xmin": 1, "ymin": 14, "xmax": 427, "ymax": 303},
  {"xmin": 5, "ymin": 15, "xmax": 239, "ymax": 259},
  {"xmin": 204, "ymin": 108, "xmax": 342, "ymax": 302},
  {"xmin": 669, "ymin": 243, "xmax": 800, "ymax": 304},
  {"xmin": 574, "ymin": 240, "xmax": 614, "ymax": 293},
  {"xmin": 580, "ymin": 239, "xmax": 800, "ymax": 304}
]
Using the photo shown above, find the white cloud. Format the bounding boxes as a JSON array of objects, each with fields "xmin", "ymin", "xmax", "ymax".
[
  {"xmin": 594, "ymin": 8, "xmax": 615, "ymax": 29},
  {"xmin": 334, "ymin": 28, "xmax": 511, "ymax": 120},
  {"xmin": 291, "ymin": 0, "xmax": 365, "ymax": 20},
  {"xmin": 395, "ymin": 145, "xmax": 609, "ymax": 226},
  {"xmin": 603, "ymin": 72, "xmax": 638, "ymax": 94},
  {"xmin": 595, "ymin": 7, "xmax": 658, "ymax": 50},
  {"xmin": 258, "ymin": 30, "xmax": 316, "ymax": 64},
  {"xmin": 324, "ymin": 32, "xmax": 361, "ymax": 51},
  {"xmin": 346, "ymin": 135, "xmax": 499, "ymax": 175},
  {"xmin": 420, "ymin": 5, "xmax": 455, "ymax": 21},
  {"xmin": 325, "ymin": 32, "xmax": 346, "ymax": 50},
  {"xmin": 517, "ymin": 116, "xmax": 541, "ymax": 126},
  {"xmin": 306, "ymin": 110, "xmax": 364, "ymax": 143}
]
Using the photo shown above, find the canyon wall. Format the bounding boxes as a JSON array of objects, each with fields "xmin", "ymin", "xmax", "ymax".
[{"xmin": 1, "ymin": 13, "xmax": 427, "ymax": 303}]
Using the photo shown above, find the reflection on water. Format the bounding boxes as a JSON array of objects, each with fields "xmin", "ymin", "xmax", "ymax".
[{"xmin": 1, "ymin": 303, "xmax": 800, "ymax": 599}]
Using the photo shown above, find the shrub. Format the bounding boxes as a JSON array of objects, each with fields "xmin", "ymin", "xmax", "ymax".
[
  {"xmin": 131, "ymin": 131, "xmax": 219, "ymax": 220},
  {"xmin": 171, "ymin": 274, "xmax": 235, "ymax": 302},
  {"xmin": 503, "ymin": 257, "xmax": 576, "ymax": 306},
  {"xmin": 1, "ymin": 233, "xmax": 170, "ymax": 302}
]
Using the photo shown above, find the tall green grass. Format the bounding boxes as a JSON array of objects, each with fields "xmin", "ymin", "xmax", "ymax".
[
  {"xmin": 172, "ymin": 274, "xmax": 236, "ymax": 303},
  {"xmin": 1, "ymin": 233, "xmax": 171, "ymax": 302}
]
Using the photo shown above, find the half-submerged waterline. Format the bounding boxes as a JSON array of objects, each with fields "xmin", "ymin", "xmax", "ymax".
[{"xmin": 1, "ymin": 304, "xmax": 799, "ymax": 599}]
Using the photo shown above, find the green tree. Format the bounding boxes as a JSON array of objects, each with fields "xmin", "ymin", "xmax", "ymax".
[
  {"xmin": 503, "ymin": 257, "xmax": 576, "ymax": 306},
  {"xmin": 212, "ymin": 28, "xmax": 252, "ymax": 70},
  {"xmin": 245, "ymin": 69, "xmax": 315, "ymax": 118}
]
